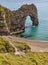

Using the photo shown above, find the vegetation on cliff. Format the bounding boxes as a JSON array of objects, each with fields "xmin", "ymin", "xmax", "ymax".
[
  {"xmin": 0, "ymin": 52, "xmax": 48, "ymax": 65},
  {"xmin": 0, "ymin": 37, "xmax": 15, "ymax": 53},
  {"xmin": 0, "ymin": 5, "xmax": 8, "ymax": 29},
  {"xmin": 13, "ymin": 41, "xmax": 31, "ymax": 53},
  {"xmin": 0, "ymin": 5, "xmax": 11, "ymax": 30},
  {"xmin": 0, "ymin": 5, "xmax": 4, "ymax": 21},
  {"xmin": 0, "ymin": 37, "xmax": 48, "ymax": 65}
]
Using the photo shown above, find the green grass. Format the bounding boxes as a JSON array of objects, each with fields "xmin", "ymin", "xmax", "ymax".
[
  {"xmin": 0, "ymin": 52, "xmax": 48, "ymax": 65},
  {"xmin": 0, "ymin": 37, "xmax": 15, "ymax": 53},
  {"xmin": 26, "ymin": 52, "xmax": 48, "ymax": 65},
  {"xmin": 14, "ymin": 41, "xmax": 31, "ymax": 53},
  {"xmin": 0, "ymin": 37, "xmax": 48, "ymax": 65},
  {"xmin": 0, "ymin": 5, "xmax": 11, "ymax": 29},
  {"xmin": 0, "ymin": 5, "xmax": 5, "ymax": 21}
]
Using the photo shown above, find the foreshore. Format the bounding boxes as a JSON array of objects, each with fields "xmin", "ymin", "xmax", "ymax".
[{"xmin": 2, "ymin": 36, "xmax": 48, "ymax": 52}]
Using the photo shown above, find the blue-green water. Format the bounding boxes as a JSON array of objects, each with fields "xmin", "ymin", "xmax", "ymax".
[{"xmin": 18, "ymin": 5, "xmax": 48, "ymax": 41}]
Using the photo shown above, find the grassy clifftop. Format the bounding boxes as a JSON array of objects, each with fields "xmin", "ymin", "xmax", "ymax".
[
  {"xmin": 0, "ymin": 53, "xmax": 48, "ymax": 65},
  {"xmin": 0, "ymin": 36, "xmax": 48, "ymax": 65},
  {"xmin": 0, "ymin": 37, "xmax": 15, "ymax": 53}
]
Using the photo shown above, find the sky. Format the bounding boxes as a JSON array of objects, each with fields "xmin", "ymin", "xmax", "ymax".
[
  {"xmin": 0, "ymin": 0, "xmax": 48, "ymax": 22},
  {"xmin": 0, "ymin": 0, "xmax": 48, "ymax": 10},
  {"xmin": 0, "ymin": 0, "xmax": 48, "ymax": 2}
]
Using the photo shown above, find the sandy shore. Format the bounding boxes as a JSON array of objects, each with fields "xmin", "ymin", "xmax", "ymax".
[{"xmin": 2, "ymin": 36, "xmax": 48, "ymax": 52}]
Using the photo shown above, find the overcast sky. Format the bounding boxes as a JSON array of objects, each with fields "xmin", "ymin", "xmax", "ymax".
[{"xmin": 0, "ymin": 0, "xmax": 48, "ymax": 10}]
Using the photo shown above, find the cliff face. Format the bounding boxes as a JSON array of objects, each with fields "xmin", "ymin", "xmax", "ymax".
[
  {"xmin": 0, "ymin": 4, "xmax": 39, "ymax": 35},
  {"xmin": 0, "ymin": 5, "xmax": 11, "ymax": 35}
]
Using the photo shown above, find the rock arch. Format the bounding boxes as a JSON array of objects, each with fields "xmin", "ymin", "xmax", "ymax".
[
  {"xmin": 10, "ymin": 4, "xmax": 39, "ymax": 34},
  {"xmin": 0, "ymin": 4, "xmax": 39, "ymax": 35}
]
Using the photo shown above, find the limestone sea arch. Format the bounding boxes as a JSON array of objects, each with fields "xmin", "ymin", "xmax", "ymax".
[{"xmin": 0, "ymin": 4, "xmax": 39, "ymax": 35}]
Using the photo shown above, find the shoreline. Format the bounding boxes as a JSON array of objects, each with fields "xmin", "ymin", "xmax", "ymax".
[
  {"xmin": 18, "ymin": 37, "xmax": 48, "ymax": 42},
  {"xmin": 1, "ymin": 35, "xmax": 48, "ymax": 52},
  {"xmin": 15, "ymin": 36, "xmax": 48, "ymax": 43},
  {"xmin": 1, "ymin": 35, "xmax": 48, "ymax": 43},
  {"xmin": 13, "ymin": 36, "xmax": 48, "ymax": 52},
  {"xmin": 15, "ymin": 33, "xmax": 48, "ymax": 43}
]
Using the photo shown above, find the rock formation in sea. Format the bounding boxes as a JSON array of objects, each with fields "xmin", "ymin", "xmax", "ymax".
[{"xmin": 0, "ymin": 4, "xmax": 39, "ymax": 35}]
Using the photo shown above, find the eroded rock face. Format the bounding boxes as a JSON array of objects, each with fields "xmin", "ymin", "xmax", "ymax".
[
  {"xmin": 0, "ymin": 4, "xmax": 39, "ymax": 35},
  {"xmin": 0, "ymin": 5, "xmax": 10, "ymax": 35}
]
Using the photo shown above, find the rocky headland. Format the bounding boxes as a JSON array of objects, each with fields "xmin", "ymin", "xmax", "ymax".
[{"xmin": 0, "ymin": 4, "xmax": 38, "ymax": 35}]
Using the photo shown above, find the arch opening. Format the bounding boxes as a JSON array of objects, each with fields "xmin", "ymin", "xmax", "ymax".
[{"xmin": 25, "ymin": 16, "xmax": 32, "ymax": 28}]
